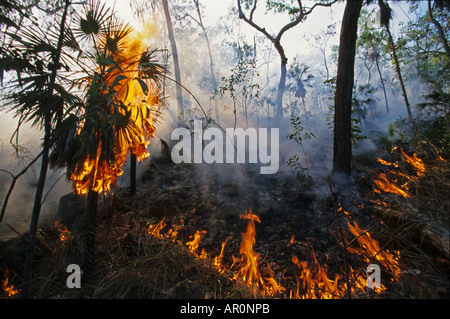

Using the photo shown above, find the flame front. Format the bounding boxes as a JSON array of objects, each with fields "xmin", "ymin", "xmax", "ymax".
[
  {"xmin": 290, "ymin": 253, "xmax": 343, "ymax": 299},
  {"xmin": 145, "ymin": 208, "xmax": 402, "ymax": 298},
  {"xmin": 374, "ymin": 173, "xmax": 410, "ymax": 197},
  {"xmin": 289, "ymin": 207, "xmax": 402, "ymax": 299},
  {"xmin": 347, "ymin": 221, "xmax": 401, "ymax": 282},
  {"xmin": 374, "ymin": 149, "xmax": 426, "ymax": 199},
  {"xmin": 399, "ymin": 149, "xmax": 426, "ymax": 176}
]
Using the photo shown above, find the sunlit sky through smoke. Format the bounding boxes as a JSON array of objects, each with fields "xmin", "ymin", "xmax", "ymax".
[{"xmin": 112, "ymin": 0, "xmax": 419, "ymax": 64}]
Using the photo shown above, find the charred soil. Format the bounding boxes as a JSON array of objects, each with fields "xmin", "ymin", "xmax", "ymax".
[{"xmin": 1, "ymin": 150, "xmax": 449, "ymax": 299}]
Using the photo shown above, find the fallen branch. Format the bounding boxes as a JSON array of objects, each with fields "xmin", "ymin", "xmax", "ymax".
[{"xmin": 373, "ymin": 206, "xmax": 449, "ymax": 258}]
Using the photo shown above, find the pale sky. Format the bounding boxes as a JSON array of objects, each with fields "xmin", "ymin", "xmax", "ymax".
[
  {"xmin": 110, "ymin": 0, "xmax": 415, "ymax": 75},
  {"xmin": 112, "ymin": 0, "xmax": 346, "ymax": 58}
]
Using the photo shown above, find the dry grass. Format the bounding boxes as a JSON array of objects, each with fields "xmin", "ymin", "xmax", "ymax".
[
  {"xmin": 20, "ymin": 210, "xmax": 259, "ymax": 299},
  {"xmin": 365, "ymin": 156, "xmax": 450, "ymax": 298},
  {"xmin": 1, "ymin": 154, "xmax": 448, "ymax": 299}
]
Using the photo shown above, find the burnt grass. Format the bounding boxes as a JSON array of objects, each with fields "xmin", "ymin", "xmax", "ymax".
[{"xmin": 1, "ymin": 152, "xmax": 449, "ymax": 299}]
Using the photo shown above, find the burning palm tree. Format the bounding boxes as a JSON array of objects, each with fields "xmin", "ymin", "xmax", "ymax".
[{"xmin": 49, "ymin": 0, "xmax": 165, "ymax": 280}]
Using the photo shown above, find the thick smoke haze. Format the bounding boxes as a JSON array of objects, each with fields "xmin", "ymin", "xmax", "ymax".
[{"xmin": 0, "ymin": 113, "xmax": 72, "ymax": 238}]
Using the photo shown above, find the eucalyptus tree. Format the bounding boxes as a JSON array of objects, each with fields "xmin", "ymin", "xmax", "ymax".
[
  {"xmin": 332, "ymin": 0, "xmax": 363, "ymax": 177},
  {"xmin": 357, "ymin": 10, "xmax": 390, "ymax": 113},
  {"xmin": 427, "ymin": 0, "xmax": 450, "ymax": 57},
  {"xmin": 400, "ymin": 1, "xmax": 449, "ymax": 155},
  {"xmin": 378, "ymin": 0, "xmax": 415, "ymax": 130},
  {"xmin": 162, "ymin": 0, "xmax": 184, "ymax": 123},
  {"xmin": 174, "ymin": 0, "xmax": 219, "ymax": 120},
  {"xmin": 332, "ymin": 0, "xmax": 423, "ymax": 176},
  {"xmin": 236, "ymin": 0, "xmax": 338, "ymax": 122},
  {"xmin": 305, "ymin": 23, "xmax": 336, "ymax": 82}
]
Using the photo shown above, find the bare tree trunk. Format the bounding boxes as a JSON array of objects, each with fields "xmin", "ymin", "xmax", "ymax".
[
  {"xmin": 333, "ymin": 0, "xmax": 363, "ymax": 177},
  {"xmin": 428, "ymin": 0, "xmax": 450, "ymax": 57},
  {"xmin": 21, "ymin": 0, "xmax": 71, "ymax": 297},
  {"xmin": 386, "ymin": 26, "xmax": 415, "ymax": 130},
  {"xmin": 323, "ymin": 49, "xmax": 330, "ymax": 81},
  {"xmin": 375, "ymin": 54, "xmax": 389, "ymax": 113},
  {"xmin": 274, "ymin": 40, "xmax": 288, "ymax": 121},
  {"xmin": 162, "ymin": 0, "xmax": 183, "ymax": 123},
  {"xmin": 193, "ymin": 0, "xmax": 218, "ymax": 121}
]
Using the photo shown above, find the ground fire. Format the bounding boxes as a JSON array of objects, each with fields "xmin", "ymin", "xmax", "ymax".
[
  {"xmin": 1, "ymin": 268, "xmax": 19, "ymax": 298},
  {"xmin": 144, "ymin": 205, "xmax": 404, "ymax": 299}
]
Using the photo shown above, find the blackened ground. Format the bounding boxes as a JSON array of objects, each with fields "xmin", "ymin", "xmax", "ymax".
[{"xmin": 1, "ymin": 151, "xmax": 448, "ymax": 298}]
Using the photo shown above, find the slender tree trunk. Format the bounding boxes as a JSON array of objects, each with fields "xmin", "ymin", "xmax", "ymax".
[
  {"xmin": 375, "ymin": 55, "xmax": 389, "ymax": 113},
  {"xmin": 193, "ymin": 0, "xmax": 216, "ymax": 89},
  {"xmin": 428, "ymin": 0, "xmax": 450, "ymax": 57},
  {"xmin": 20, "ymin": 0, "xmax": 70, "ymax": 297},
  {"xmin": 386, "ymin": 26, "xmax": 415, "ymax": 130},
  {"xmin": 193, "ymin": 0, "xmax": 219, "ymax": 121},
  {"xmin": 275, "ymin": 42, "xmax": 288, "ymax": 122},
  {"xmin": 162, "ymin": 0, "xmax": 183, "ymax": 123},
  {"xmin": 130, "ymin": 153, "xmax": 136, "ymax": 197},
  {"xmin": 84, "ymin": 189, "xmax": 98, "ymax": 282},
  {"xmin": 365, "ymin": 58, "xmax": 373, "ymax": 86},
  {"xmin": 333, "ymin": 0, "xmax": 363, "ymax": 177},
  {"xmin": 323, "ymin": 50, "xmax": 330, "ymax": 81},
  {"xmin": 302, "ymin": 97, "xmax": 306, "ymax": 115}
]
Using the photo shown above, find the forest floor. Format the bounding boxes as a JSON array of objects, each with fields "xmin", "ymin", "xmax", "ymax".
[{"xmin": 0, "ymin": 146, "xmax": 449, "ymax": 299}]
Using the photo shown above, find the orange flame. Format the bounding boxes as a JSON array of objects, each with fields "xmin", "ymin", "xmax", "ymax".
[
  {"xmin": 347, "ymin": 221, "xmax": 401, "ymax": 281},
  {"xmin": 147, "ymin": 217, "xmax": 167, "ymax": 239},
  {"xmin": 51, "ymin": 221, "xmax": 71, "ymax": 242},
  {"xmin": 232, "ymin": 209, "xmax": 285, "ymax": 295},
  {"xmin": 374, "ymin": 149, "xmax": 426, "ymax": 199},
  {"xmin": 1, "ymin": 269, "xmax": 19, "ymax": 298},
  {"xmin": 377, "ymin": 158, "xmax": 399, "ymax": 168},
  {"xmin": 186, "ymin": 230, "xmax": 207, "ymax": 255},
  {"xmin": 145, "ymin": 210, "xmax": 401, "ymax": 298},
  {"xmin": 290, "ymin": 253, "xmax": 344, "ymax": 299},
  {"xmin": 399, "ymin": 149, "xmax": 426, "ymax": 176},
  {"xmin": 71, "ymin": 22, "xmax": 162, "ymax": 195},
  {"xmin": 167, "ymin": 219, "xmax": 184, "ymax": 243},
  {"xmin": 288, "ymin": 206, "xmax": 402, "ymax": 299},
  {"xmin": 374, "ymin": 173, "xmax": 410, "ymax": 197},
  {"xmin": 213, "ymin": 237, "xmax": 230, "ymax": 272}
]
